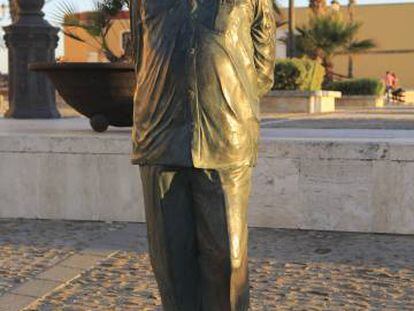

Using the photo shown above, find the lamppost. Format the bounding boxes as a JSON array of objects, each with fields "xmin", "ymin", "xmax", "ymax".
[
  {"xmin": 347, "ymin": 0, "xmax": 356, "ymax": 78},
  {"xmin": 288, "ymin": 0, "xmax": 296, "ymax": 57},
  {"xmin": 3, "ymin": 0, "xmax": 60, "ymax": 118}
]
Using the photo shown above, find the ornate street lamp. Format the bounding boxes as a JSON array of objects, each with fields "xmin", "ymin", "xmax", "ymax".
[{"xmin": 3, "ymin": 0, "xmax": 60, "ymax": 118}]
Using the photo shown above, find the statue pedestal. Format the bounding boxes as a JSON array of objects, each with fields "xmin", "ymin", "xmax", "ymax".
[{"xmin": 3, "ymin": 0, "xmax": 60, "ymax": 118}]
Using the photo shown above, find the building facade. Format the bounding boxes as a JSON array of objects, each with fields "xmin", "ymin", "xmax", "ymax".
[
  {"xmin": 63, "ymin": 3, "xmax": 414, "ymax": 88},
  {"xmin": 62, "ymin": 11, "xmax": 130, "ymax": 63}
]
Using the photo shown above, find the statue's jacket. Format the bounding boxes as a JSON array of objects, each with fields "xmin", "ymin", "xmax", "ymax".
[{"xmin": 130, "ymin": 0, "xmax": 276, "ymax": 169}]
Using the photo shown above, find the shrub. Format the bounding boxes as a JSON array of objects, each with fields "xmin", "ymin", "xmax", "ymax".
[
  {"xmin": 326, "ymin": 78, "xmax": 385, "ymax": 96},
  {"xmin": 272, "ymin": 58, "xmax": 325, "ymax": 91}
]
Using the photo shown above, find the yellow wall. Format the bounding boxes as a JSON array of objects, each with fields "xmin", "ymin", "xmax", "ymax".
[
  {"xmin": 63, "ymin": 18, "xmax": 130, "ymax": 62},
  {"xmin": 284, "ymin": 3, "xmax": 414, "ymax": 88},
  {"xmin": 64, "ymin": 3, "xmax": 414, "ymax": 87}
]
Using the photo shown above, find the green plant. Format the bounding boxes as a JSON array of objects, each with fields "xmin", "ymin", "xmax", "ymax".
[
  {"xmin": 294, "ymin": 12, "xmax": 376, "ymax": 83},
  {"xmin": 273, "ymin": 58, "xmax": 325, "ymax": 91},
  {"xmin": 326, "ymin": 78, "xmax": 385, "ymax": 96},
  {"xmin": 52, "ymin": 0, "xmax": 130, "ymax": 62}
]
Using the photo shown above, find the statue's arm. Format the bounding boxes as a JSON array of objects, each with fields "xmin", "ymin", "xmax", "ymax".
[{"xmin": 251, "ymin": 0, "xmax": 277, "ymax": 98}]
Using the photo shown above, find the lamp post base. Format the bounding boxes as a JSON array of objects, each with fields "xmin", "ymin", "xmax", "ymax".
[
  {"xmin": 4, "ymin": 106, "xmax": 60, "ymax": 119},
  {"xmin": 3, "ymin": 0, "xmax": 59, "ymax": 119}
]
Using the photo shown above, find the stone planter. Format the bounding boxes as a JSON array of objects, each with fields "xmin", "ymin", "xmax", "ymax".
[
  {"xmin": 4, "ymin": 0, "xmax": 59, "ymax": 119},
  {"xmin": 261, "ymin": 90, "xmax": 341, "ymax": 114},
  {"xmin": 29, "ymin": 62, "xmax": 135, "ymax": 132},
  {"xmin": 336, "ymin": 95, "xmax": 384, "ymax": 109}
]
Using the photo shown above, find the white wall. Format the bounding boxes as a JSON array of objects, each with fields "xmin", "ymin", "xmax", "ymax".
[{"xmin": 1, "ymin": 121, "xmax": 414, "ymax": 234}]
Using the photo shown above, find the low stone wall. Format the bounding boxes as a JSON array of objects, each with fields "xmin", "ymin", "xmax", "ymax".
[
  {"xmin": 0, "ymin": 96, "xmax": 7, "ymax": 116},
  {"xmin": 0, "ymin": 87, "xmax": 8, "ymax": 116},
  {"xmin": 1, "ymin": 120, "xmax": 414, "ymax": 234},
  {"xmin": 336, "ymin": 95, "xmax": 384, "ymax": 109},
  {"xmin": 261, "ymin": 90, "xmax": 341, "ymax": 114}
]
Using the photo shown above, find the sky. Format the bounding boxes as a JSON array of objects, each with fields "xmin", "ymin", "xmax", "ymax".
[{"xmin": 0, "ymin": 0, "xmax": 413, "ymax": 73}]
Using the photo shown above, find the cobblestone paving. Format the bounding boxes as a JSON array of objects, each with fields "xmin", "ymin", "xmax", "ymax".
[
  {"xmin": 0, "ymin": 219, "xmax": 125, "ymax": 297},
  {"xmin": 26, "ymin": 252, "xmax": 160, "ymax": 311},
  {"xmin": 21, "ymin": 223, "xmax": 414, "ymax": 310}
]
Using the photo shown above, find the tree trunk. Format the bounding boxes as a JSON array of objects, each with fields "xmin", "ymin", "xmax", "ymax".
[
  {"xmin": 9, "ymin": 0, "xmax": 18, "ymax": 23},
  {"xmin": 323, "ymin": 57, "xmax": 334, "ymax": 85},
  {"xmin": 347, "ymin": 0, "xmax": 356, "ymax": 78},
  {"xmin": 288, "ymin": 0, "xmax": 296, "ymax": 57},
  {"xmin": 348, "ymin": 55, "xmax": 354, "ymax": 78}
]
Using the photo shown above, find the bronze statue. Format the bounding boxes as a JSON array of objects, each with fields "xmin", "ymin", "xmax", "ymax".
[{"xmin": 129, "ymin": 0, "xmax": 276, "ymax": 309}]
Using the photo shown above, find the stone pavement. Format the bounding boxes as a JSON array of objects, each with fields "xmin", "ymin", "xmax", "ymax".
[
  {"xmin": 0, "ymin": 220, "xmax": 414, "ymax": 310},
  {"xmin": 5, "ymin": 114, "xmax": 414, "ymax": 144},
  {"xmin": 261, "ymin": 106, "xmax": 414, "ymax": 130}
]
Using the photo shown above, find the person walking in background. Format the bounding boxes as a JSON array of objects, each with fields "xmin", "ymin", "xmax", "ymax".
[
  {"xmin": 391, "ymin": 72, "xmax": 406, "ymax": 103},
  {"xmin": 391, "ymin": 72, "xmax": 399, "ymax": 90},
  {"xmin": 384, "ymin": 71, "xmax": 395, "ymax": 103}
]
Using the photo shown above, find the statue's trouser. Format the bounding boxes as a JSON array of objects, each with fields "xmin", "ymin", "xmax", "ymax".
[{"xmin": 139, "ymin": 165, "xmax": 252, "ymax": 311}]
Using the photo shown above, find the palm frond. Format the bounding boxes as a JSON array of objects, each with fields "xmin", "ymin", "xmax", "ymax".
[
  {"xmin": 48, "ymin": 0, "xmax": 79, "ymax": 26},
  {"xmin": 272, "ymin": 1, "xmax": 287, "ymax": 28},
  {"xmin": 61, "ymin": 30, "xmax": 85, "ymax": 42},
  {"xmin": 295, "ymin": 12, "xmax": 372, "ymax": 59},
  {"xmin": 292, "ymin": 10, "xmax": 376, "ymax": 82},
  {"xmin": 346, "ymin": 39, "xmax": 377, "ymax": 54}
]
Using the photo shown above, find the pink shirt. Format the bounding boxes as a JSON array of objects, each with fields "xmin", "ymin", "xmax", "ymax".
[{"xmin": 385, "ymin": 74, "xmax": 394, "ymax": 87}]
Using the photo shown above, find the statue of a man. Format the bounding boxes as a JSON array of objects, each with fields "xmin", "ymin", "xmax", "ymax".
[{"xmin": 129, "ymin": 0, "xmax": 276, "ymax": 309}]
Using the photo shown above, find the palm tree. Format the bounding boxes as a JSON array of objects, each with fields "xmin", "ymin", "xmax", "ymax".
[
  {"xmin": 52, "ymin": 0, "xmax": 130, "ymax": 62},
  {"xmin": 295, "ymin": 12, "xmax": 375, "ymax": 83},
  {"xmin": 309, "ymin": 0, "xmax": 327, "ymax": 15},
  {"xmin": 270, "ymin": 1, "xmax": 287, "ymax": 28}
]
